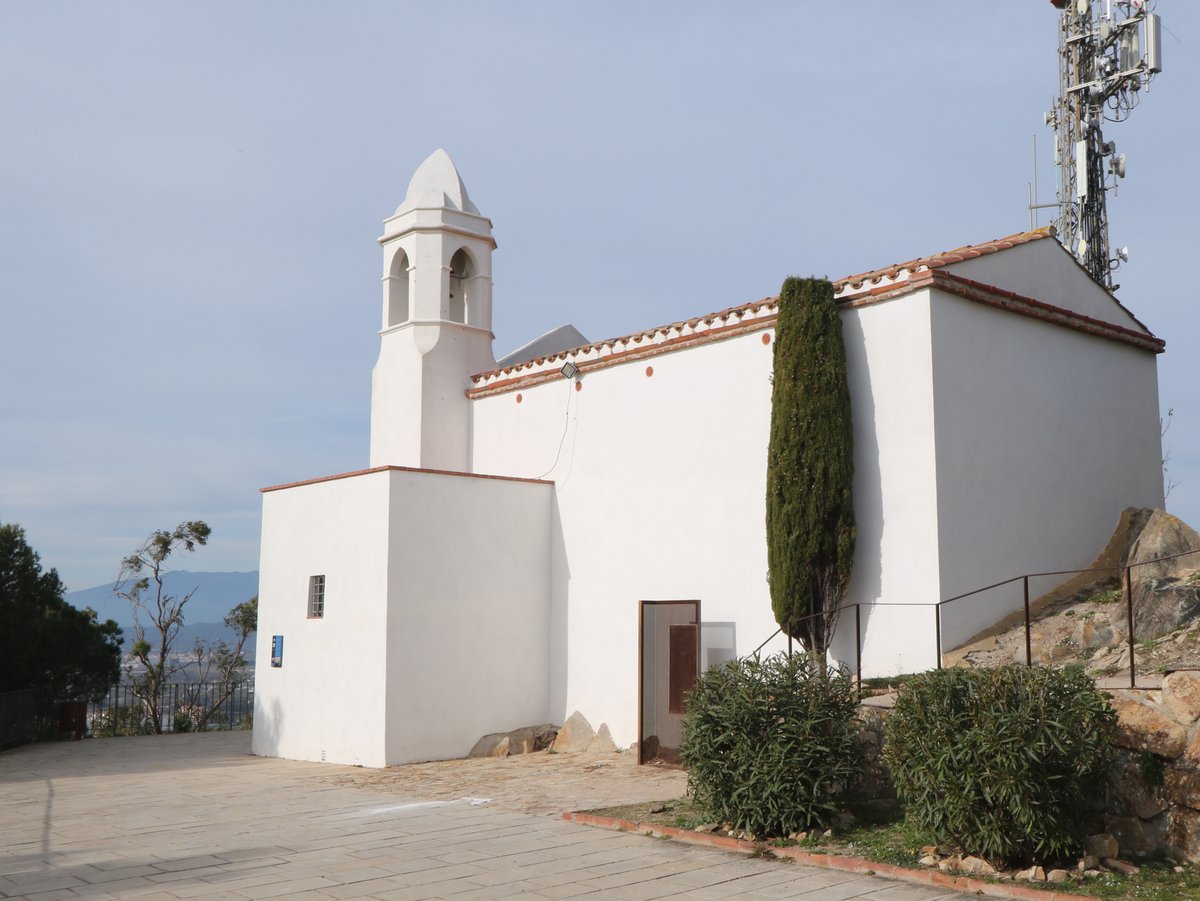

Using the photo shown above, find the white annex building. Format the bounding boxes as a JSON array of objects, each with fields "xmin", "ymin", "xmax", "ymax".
[{"xmin": 252, "ymin": 150, "xmax": 1164, "ymax": 768}]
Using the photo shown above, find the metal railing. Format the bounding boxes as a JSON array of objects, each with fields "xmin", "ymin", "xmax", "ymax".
[
  {"xmin": 755, "ymin": 547, "xmax": 1200, "ymax": 691},
  {"xmin": 87, "ymin": 682, "xmax": 255, "ymax": 737}
]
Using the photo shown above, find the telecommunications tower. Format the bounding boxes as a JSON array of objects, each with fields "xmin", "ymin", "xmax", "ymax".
[{"xmin": 1044, "ymin": 0, "xmax": 1163, "ymax": 290}]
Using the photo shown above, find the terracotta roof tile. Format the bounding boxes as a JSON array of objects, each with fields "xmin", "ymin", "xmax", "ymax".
[
  {"xmin": 470, "ymin": 226, "xmax": 1161, "ymax": 394},
  {"xmin": 835, "ymin": 227, "xmax": 1056, "ymax": 292}
]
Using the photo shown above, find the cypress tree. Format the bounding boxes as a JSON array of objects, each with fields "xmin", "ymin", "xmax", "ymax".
[{"xmin": 765, "ymin": 276, "xmax": 855, "ymax": 656}]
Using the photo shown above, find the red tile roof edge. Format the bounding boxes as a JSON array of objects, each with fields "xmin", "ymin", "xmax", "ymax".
[
  {"xmin": 261, "ymin": 464, "xmax": 553, "ymax": 493},
  {"xmin": 469, "ymin": 227, "xmax": 1160, "ymax": 395},
  {"xmin": 472, "ymin": 228, "xmax": 1062, "ymax": 385},
  {"xmin": 853, "ymin": 269, "xmax": 1166, "ymax": 354},
  {"xmin": 836, "ymin": 226, "xmax": 1057, "ymax": 289}
]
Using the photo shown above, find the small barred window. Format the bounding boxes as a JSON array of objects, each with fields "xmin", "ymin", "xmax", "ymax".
[{"xmin": 308, "ymin": 575, "xmax": 325, "ymax": 619}]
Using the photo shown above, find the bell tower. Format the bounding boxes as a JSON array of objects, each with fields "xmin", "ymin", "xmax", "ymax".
[{"xmin": 370, "ymin": 150, "xmax": 496, "ymax": 471}]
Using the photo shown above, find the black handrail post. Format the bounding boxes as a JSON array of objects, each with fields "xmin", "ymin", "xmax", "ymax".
[
  {"xmin": 1126, "ymin": 565, "xmax": 1136, "ymax": 689},
  {"xmin": 855, "ymin": 604, "xmax": 862, "ymax": 697},
  {"xmin": 935, "ymin": 604, "xmax": 942, "ymax": 670},
  {"xmin": 1023, "ymin": 575, "xmax": 1032, "ymax": 668}
]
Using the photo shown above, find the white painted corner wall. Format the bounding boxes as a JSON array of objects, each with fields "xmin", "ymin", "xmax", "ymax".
[
  {"xmin": 254, "ymin": 468, "xmax": 553, "ymax": 767},
  {"xmin": 384, "ymin": 470, "xmax": 553, "ymax": 764},
  {"xmin": 929, "ymin": 288, "xmax": 1164, "ymax": 649},
  {"xmin": 253, "ymin": 470, "xmax": 393, "ymax": 767}
]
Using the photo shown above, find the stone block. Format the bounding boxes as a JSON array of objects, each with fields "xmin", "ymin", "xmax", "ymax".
[
  {"xmin": 1015, "ymin": 865, "xmax": 1045, "ymax": 882},
  {"xmin": 1185, "ymin": 729, "xmax": 1200, "ymax": 769},
  {"xmin": 1106, "ymin": 815, "xmax": 1164, "ymax": 858},
  {"xmin": 586, "ymin": 723, "xmax": 617, "ymax": 753},
  {"xmin": 1163, "ymin": 672, "xmax": 1200, "ymax": 725},
  {"xmin": 1111, "ymin": 753, "xmax": 1169, "ymax": 820},
  {"xmin": 1165, "ymin": 766, "xmax": 1200, "ymax": 811},
  {"xmin": 550, "ymin": 711, "xmax": 595, "ymax": 753},
  {"xmin": 1109, "ymin": 692, "xmax": 1188, "ymax": 758},
  {"xmin": 468, "ymin": 723, "xmax": 558, "ymax": 757},
  {"xmin": 960, "ymin": 856, "xmax": 996, "ymax": 877},
  {"xmin": 468, "ymin": 733, "xmax": 510, "ymax": 758},
  {"xmin": 1166, "ymin": 808, "xmax": 1200, "ymax": 864},
  {"xmin": 1085, "ymin": 833, "xmax": 1119, "ymax": 859}
]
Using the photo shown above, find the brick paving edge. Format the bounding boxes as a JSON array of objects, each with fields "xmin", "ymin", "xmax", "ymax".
[{"xmin": 561, "ymin": 812, "xmax": 1095, "ymax": 901}]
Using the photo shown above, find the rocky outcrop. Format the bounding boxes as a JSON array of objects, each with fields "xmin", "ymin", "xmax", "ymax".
[{"xmin": 946, "ymin": 508, "xmax": 1200, "ymax": 677}]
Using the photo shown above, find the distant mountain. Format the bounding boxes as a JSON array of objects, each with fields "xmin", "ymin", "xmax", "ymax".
[{"xmin": 66, "ymin": 571, "xmax": 259, "ymax": 632}]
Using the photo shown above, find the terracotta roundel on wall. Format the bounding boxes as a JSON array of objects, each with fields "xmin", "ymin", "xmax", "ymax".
[
  {"xmin": 516, "ymin": 393, "xmax": 523, "ymax": 403},
  {"xmin": 762, "ymin": 333, "xmax": 771, "ymax": 345},
  {"xmin": 645, "ymin": 366, "xmax": 654, "ymax": 377},
  {"xmin": 575, "ymin": 380, "xmax": 582, "ymax": 392}
]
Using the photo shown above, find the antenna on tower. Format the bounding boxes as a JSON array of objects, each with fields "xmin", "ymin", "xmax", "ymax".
[{"xmin": 1041, "ymin": 0, "xmax": 1163, "ymax": 291}]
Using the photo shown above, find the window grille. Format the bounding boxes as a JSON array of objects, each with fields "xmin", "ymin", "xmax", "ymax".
[{"xmin": 308, "ymin": 574, "xmax": 325, "ymax": 619}]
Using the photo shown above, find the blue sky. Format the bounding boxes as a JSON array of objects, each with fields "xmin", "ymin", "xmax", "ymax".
[{"xmin": 2, "ymin": 2, "xmax": 1197, "ymax": 591}]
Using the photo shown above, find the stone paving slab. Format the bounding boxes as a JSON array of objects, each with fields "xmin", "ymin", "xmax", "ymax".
[{"xmin": 0, "ymin": 732, "xmax": 970, "ymax": 899}]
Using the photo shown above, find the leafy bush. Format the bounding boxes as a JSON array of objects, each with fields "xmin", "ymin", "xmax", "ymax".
[
  {"xmin": 89, "ymin": 704, "xmax": 155, "ymax": 737},
  {"xmin": 680, "ymin": 652, "xmax": 860, "ymax": 837},
  {"xmin": 884, "ymin": 665, "xmax": 1117, "ymax": 866}
]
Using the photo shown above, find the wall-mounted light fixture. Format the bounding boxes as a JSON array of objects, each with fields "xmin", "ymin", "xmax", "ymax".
[{"xmin": 560, "ymin": 361, "xmax": 579, "ymax": 379}]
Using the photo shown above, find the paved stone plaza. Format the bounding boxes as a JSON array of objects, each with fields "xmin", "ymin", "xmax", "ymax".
[{"xmin": 0, "ymin": 732, "xmax": 964, "ymax": 899}]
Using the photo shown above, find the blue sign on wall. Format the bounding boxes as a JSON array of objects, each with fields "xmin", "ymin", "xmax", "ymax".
[{"xmin": 271, "ymin": 634, "xmax": 284, "ymax": 667}]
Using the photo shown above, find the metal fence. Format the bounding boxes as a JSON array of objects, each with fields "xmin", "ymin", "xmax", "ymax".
[
  {"xmin": 87, "ymin": 682, "xmax": 255, "ymax": 737},
  {"xmin": 0, "ymin": 687, "xmax": 53, "ymax": 748},
  {"xmin": 756, "ymin": 547, "xmax": 1200, "ymax": 691}
]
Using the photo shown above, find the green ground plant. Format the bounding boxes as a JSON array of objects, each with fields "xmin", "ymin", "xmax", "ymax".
[
  {"xmin": 680, "ymin": 652, "xmax": 859, "ymax": 838},
  {"xmin": 884, "ymin": 665, "xmax": 1117, "ymax": 866}
]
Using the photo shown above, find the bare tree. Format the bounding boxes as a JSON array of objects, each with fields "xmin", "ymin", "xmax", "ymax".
[
  {"xmin": 114, "ymin": 521, "xmax": 211, "ymax": 733},
  {"xmin": 181, "ymin": 596, "xmax": 257, "ymax": 731}
]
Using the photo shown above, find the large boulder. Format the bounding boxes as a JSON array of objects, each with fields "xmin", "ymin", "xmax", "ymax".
[
  {"xmin": 468, "ymin": 723, "xmax": 558, "ymax": 758},
  {"xmin": 1109, "ymin": 692, "xmax": 1188, "ymax": 758},
  {"xmin": 1127, "ymin": 511, "xmax": 1200, "ymax": 638},
  {"xmin": 1162, "ymin": 671, "xmax": 1200, "ymax": 724},
  {"xmin": 1127, "ymin": 510, "xmax": 1200, "ymax": 583},
  {"xmin": 1132, "ymin": 581, "xmax": 1200, "ymax": 640}
]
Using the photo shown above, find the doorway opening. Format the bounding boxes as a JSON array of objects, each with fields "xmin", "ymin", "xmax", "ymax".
[{"xmin": 638, "ymin": 600, "xmax": 700, "ymax": 765}]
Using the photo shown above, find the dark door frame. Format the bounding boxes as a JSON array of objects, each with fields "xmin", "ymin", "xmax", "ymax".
[{"xmin": 637, "ymin": 599, "xmax": 701, "ymax": 765}]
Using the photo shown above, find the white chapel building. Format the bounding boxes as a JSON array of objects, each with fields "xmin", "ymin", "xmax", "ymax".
[{"xmin": 252, "ymin": 150, "xmax": 1164, "ymax": 768}]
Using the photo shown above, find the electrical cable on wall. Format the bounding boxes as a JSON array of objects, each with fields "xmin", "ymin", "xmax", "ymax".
[{"xmin": 537, "ymin": 379, "xmax": 576, "ymax": 480}]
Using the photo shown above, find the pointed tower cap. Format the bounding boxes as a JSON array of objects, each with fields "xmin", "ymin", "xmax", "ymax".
[{"xmin": 396, "ymin": 149, "xmax": 480, "ymax": 215}]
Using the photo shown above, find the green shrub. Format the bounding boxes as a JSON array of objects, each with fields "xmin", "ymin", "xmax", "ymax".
[
  {"xmin": 89, "ymin": 704, "xmax": 154, "ymax": 737},
  {"xmin": 884, "ymin": 665, "xmax": 1117, "ymax": 866},
  {"xmin": 680, "ymin": 652, "xmax": 860, "ymax": 837}
]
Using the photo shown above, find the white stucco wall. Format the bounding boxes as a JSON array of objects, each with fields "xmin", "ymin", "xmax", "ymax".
[
  {"xmin": 471, "ymin": 330, "xmax": 787, "ymax": 748},
  {"xmin": 252, "ymin": 470, "xmax": 392, "ymax": 767},
  {"xmin": 929, "ymin": 288, "xmax": 1164, "ymax": 649},
  {"xmin": 833, "ymin": 292, "xmax": 942, "ymax": 676},
  {"xmin": 384, "ymin": 469, "xmax": 553, "ymax": 764},
  {"xmin": 253, "ymin": 466, "xmax": 552, "ymax": 767}
]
